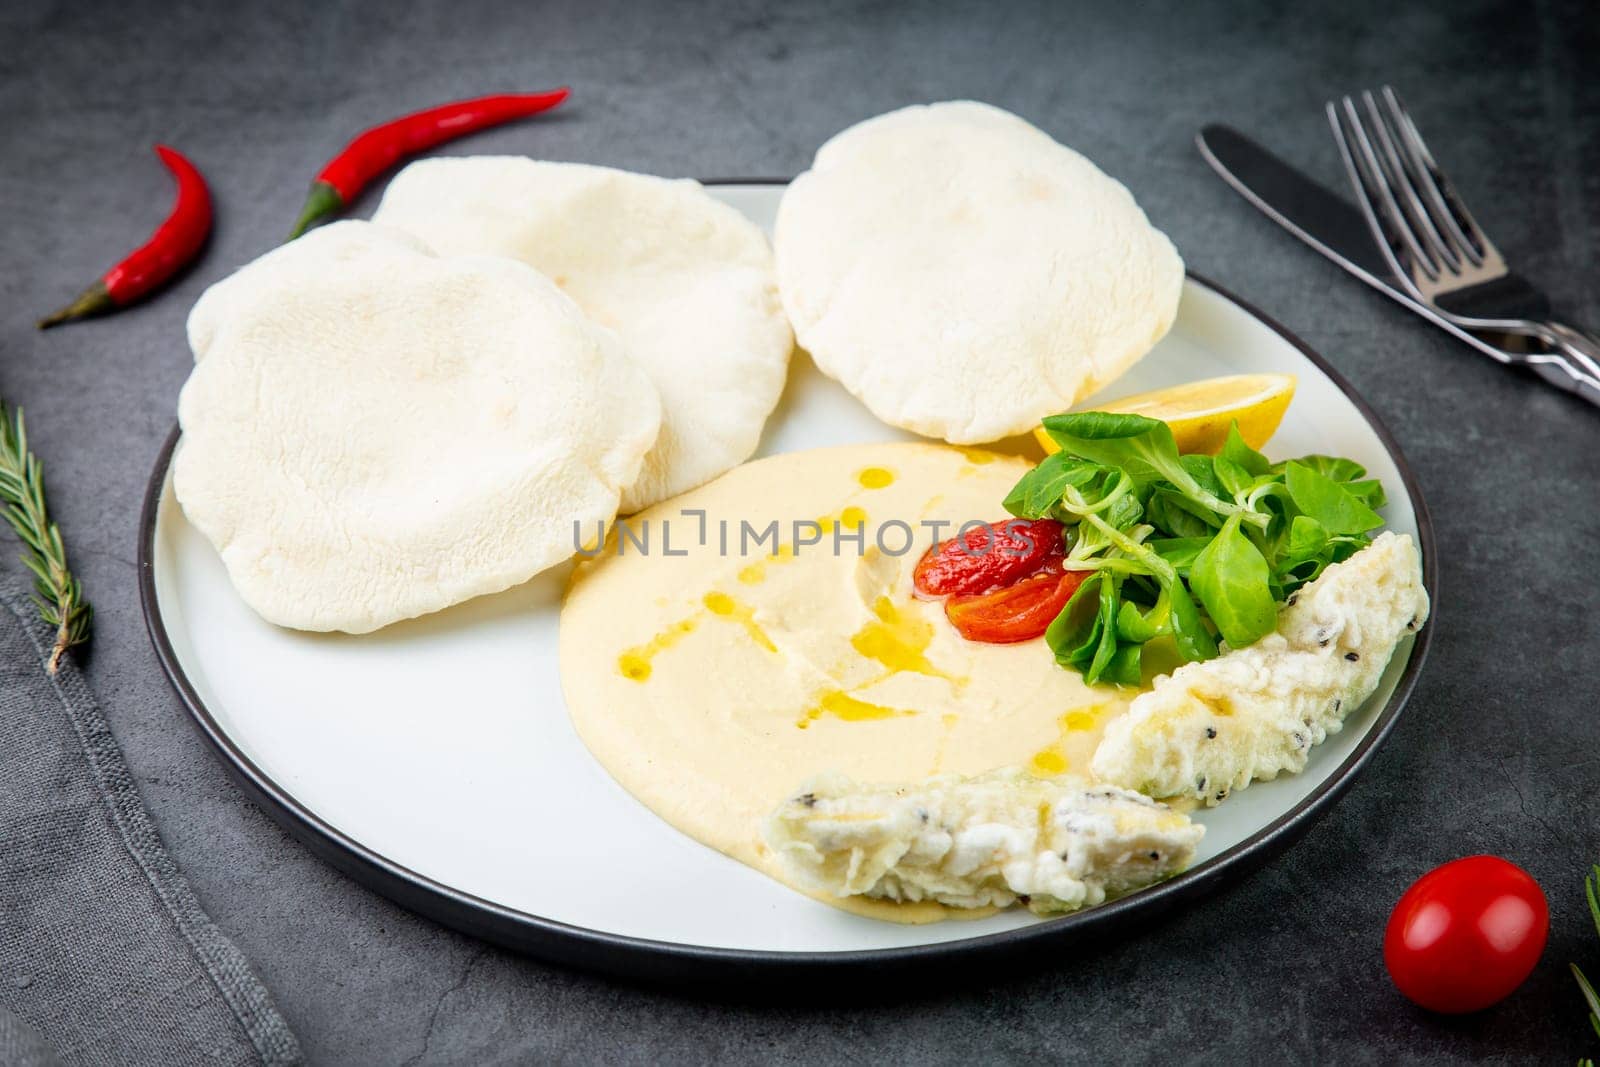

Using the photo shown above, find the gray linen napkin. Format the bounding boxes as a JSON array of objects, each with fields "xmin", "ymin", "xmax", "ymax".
[{"xmin": 0, "ymin": 572, "xmax": 302, "ymax": 1066}]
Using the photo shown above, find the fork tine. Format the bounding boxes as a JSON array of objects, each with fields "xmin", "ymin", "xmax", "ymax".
[
  {"xmin": 1326, "ymin": 100, "xmax": 1422, "ymax": 295},
  {"xmin": 1330, "ymin": 95, "xmax": 1438, "ymax": 283},
  {"xmin": 1380, "ymin": 86, "xmax": 1496, "ymax": 268},
  {"xmin": 1360, "ymin": 90, "xmax": 1461, "ymax": 272},
  {"xmin": 1340, "ymin": 95, "xmax": 1440, "ymax": 278}
]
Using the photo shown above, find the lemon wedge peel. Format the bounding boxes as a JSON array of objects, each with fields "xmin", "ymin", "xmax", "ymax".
[{"xmin": 1033, "ymin": 373, "xmax": 1296, "ymax": 457}]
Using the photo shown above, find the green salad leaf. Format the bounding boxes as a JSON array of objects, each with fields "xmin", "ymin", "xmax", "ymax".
[
  {"xmin": 1006, "ymin": 414, "xmax": 1389, "ymax": 685},
  {"xmin": 1041, "ymin": 412, "xmax": 1266, "ymax": 530},
  {"xmin": 1220, "ymin": 423, "xmax": 1271, "ymax": 477},
  {"xmin": 1190, "ymin": 513, "xmax": 1277, "ymax": 648},
  {"xmin": 1286, "ymin": 454, "xmax": 1366, "ymax": 482},
  {"xmin": 1285, "ymin": 460, "xmax": 1384, "ymax": 536},
  {"xmin": 1003, "ymin": 452, "xmax": 1088, "ymax": 519}
]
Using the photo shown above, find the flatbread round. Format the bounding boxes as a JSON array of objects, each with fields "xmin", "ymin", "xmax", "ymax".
[
  {"xmin": 775, "ymin": 101, "xmax": 1184, "ymax": 443},
  {"xmin": 372, "ymin": 158, "xmax": 793, "ymax": 512},
  {"xmin": 175, "ymin": 221, "xmax": 661, "ymax": 633}
]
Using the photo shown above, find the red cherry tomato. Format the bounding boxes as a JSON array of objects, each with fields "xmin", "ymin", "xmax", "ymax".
[
  {"xmin": 913, "ymin": 518, "xmax": 1064, "ymax": 597},
  {"xmin": 1384, "ymin": 855, "xmax": 1548, "ymax": 1014},
  {"xmin": 943, "ymin": 564, "xmax": 1088, "ymax": 643}
]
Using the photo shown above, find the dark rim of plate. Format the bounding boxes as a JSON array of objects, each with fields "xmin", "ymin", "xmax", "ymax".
[{"xmin": 137, "ymin": 180, "xmax": 1438, "ymax": 988}]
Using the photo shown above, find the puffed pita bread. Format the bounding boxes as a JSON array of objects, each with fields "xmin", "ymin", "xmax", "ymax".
[
  {"xmin": 775, "ymin": 101, "xmax": 1184, "ymax": 443},
  {"xmin": 373, "ymin": 158, "xmax": 793, "ymax": 512},
  {"xmin": 175, "ymin": 221, "xmax": 660, "ymax": 633}
]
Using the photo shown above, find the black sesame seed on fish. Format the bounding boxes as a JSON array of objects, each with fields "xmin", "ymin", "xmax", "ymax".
[
  {"xmin": 1196, "ymin": 776, "xmax": 1207, "ymax": 792},
  {"xmin": 798, "ymin": 792, "xmax": 816, "ymax": 808},
  {"xmin": 1148, "ymin": 851, "xmax": 1160, "ymax": 861},
  {"xmin": 1205, "ymin": 727, "xmax": 1217, "ymax": 739},
  {"xmin": 1293, "ymin": 731, "xmax": 1307, "ymax": 749},
  {"xmin": 1407, "ymin": 616, "xmax": 1418, "ymax": 630},
  {"xmin": 1345, "ymin": 652, "xmax": 1359, "ymax": 662},
  {"xmin": 1287, "ymin": 595, "xmax": 1298, "ymax": 606},
  {"xmin": 1332, "ymin": 699, "xmax": 1341, "ymax": 713}
]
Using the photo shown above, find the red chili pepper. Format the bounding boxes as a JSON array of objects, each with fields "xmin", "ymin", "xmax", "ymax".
[
  {"xmin": 288, "ymin": 88, "xmax": 571, "ymax": 239},
  {"xmin": 912, "ymin": 518, "xmax": 1065, "ymax": 597},
  {"xmin": 39, "ymin": 145, "xmax": 212, "ymax": 329}
]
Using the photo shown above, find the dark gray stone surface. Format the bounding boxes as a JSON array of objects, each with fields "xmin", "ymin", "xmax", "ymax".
[{"xmin": 3, "ymin": 0, "xmax": 1597, "ymax": 1062}]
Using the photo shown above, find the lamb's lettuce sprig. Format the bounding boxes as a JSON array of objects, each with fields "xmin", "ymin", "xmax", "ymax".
[{"xmin": 1004, "ymin": 411, "xmax": 1386, "ymax": 685}]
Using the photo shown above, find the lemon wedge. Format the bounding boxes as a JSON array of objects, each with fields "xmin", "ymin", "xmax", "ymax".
[{"xmin": 1033, "ymin": 373, "xmax": 1297, "ymax": 456}]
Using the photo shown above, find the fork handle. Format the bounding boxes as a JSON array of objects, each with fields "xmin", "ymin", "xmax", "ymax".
[
  {"xmin": 1530, "ymin": 352, "xmax": 1600, "ymax": 408},
  {"xmin": 1540, "ymin": 321, "xmax": 1600, "ymax": 384}
]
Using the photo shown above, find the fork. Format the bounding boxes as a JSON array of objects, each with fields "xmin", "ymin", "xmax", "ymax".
[{"xmin": 1327, "ymin": 86, "xmax": 1600, "ymax": 406}]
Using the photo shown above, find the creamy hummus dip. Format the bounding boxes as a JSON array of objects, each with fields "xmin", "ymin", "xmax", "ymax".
[{"xmin": 559, "ymin": 442, "xmax": 1128, "ymax": 922}]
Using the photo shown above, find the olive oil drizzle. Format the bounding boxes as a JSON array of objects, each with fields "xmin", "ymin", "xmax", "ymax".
[
  {"xmin": 702, "ymin": 591, "xmax": 776, "ymax": 652},
  {"xmin": 616, "ymin": 592, "xmax": 776, "ymax": 681},
  {"xmin": 731, "ymin": 505, "xmax": 869, "ymax": 589},
  {"xmin": 1026, "ymin": 706, "xmax": 1109, "ymax": 776},
  {"xmin": 802, "ymin": 596, "xmax": 967, "ymax": 727},
  {"xmin": 615, "ymin": 474, "xmax": 969, "ymax": 732},
  {"xmin": 796, "ymin": 689, "xmax": 913, "ymax": 729},
  {"xmin": 850, "ymin": 596, "xmax": 951, "ymax": 681},
  {"xmin": 856, "ymin": 467, "xmax": 895, "ymax": 489},
  {"xmin": 617, "ymin": 617, "xmax": 699, "ymax": 682}
]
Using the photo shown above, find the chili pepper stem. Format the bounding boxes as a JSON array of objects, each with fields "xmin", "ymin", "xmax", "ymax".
[
  {"xmin": 37, "ymin": 282, "xmax": 116, "ymax": 330},
  {"xmin": 288, "ymin": 181, "xmax": 345, "ymax": 241}
]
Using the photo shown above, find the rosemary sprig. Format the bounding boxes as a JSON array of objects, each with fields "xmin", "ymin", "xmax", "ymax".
[
  {"xmin": 1577, "ymin": 864, "xmax": 1600, "ymax": 1066},
  {"xmin": 0, "ymin": 400, "xmax": 91, "ymax": 672}
]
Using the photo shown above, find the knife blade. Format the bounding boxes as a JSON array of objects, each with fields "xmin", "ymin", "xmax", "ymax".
[{"xmin": 1195, "ymin": 124, "xmax": 1525, "ymax": 367}]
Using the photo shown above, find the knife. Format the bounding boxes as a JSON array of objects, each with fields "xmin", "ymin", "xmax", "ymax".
[{"xmin": 1194, "ymin": 124, "xmax": 1539, "ymax": 367}]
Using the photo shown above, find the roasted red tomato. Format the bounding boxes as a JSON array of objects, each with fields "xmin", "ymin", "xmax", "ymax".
[
  {"xmin": 1384, "ymin": 855, "xmax": 1549, "ymax": 1014},
  {"xmin": 913, "ymin": 518, "xmax": 1064, "ymax": 597},
  {"xmin": 944, "ymin": 565, "xmax": 1088, "ymax": 643}
]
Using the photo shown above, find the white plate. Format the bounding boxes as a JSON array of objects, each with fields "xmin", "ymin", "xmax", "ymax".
[{"xmin": 140, "ymin": 182, "xmax": 1434, "ymax": 979}]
